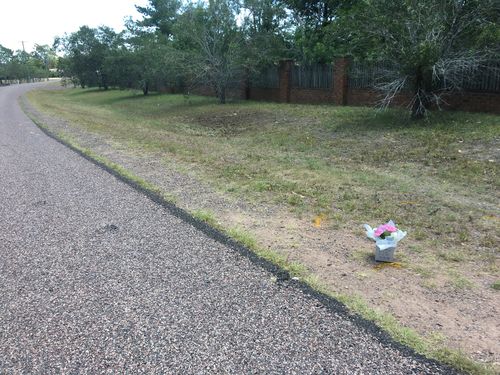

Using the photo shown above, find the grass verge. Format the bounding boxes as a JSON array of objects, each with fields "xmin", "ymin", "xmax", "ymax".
[
  {"xmin": 23, "ymin": 89, "xmax": 495, "ymax": 374},
  {"xmin": 25, "ymin": 88, "xmax": 499, "ymax": 271}
]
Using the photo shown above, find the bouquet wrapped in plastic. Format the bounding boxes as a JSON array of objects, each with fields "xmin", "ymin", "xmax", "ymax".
[{"xmin": 364, "ymin": 220, "xmax": 407, "ymax": 262}]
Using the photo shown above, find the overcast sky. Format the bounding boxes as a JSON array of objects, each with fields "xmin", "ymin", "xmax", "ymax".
[{"xmin": 0, "ymin": 0, "xmax": 149, "ymax": 52}]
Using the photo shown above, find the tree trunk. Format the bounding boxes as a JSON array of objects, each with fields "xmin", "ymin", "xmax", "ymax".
[
  {"xmin": 219, "ymin": 86, "xmax": 226, "ymax": 104},
  {"xmin": 142, "ymin": 81, "xmax": 149, "ymax": 96},
  {"xmin": 411, "ymin": 66, "xmax": 431, "ymax": 120},
  {"xmin": 215, "ymin": 83, "xmax": 226, "ymax": 104},
  {"xmin": 411, "ymin": 91, "xmax": 425, "ymax": 120},
  {"xmin": 101, "ymin": 74, "xmax": 108, "ymax": 90}
]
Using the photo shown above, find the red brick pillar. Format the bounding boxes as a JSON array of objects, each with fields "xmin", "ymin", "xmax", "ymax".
[
  {"xmin": 334, "ymin": 57, "xmax": 350, "ymax": 105},
  {"xmin": 279, "ymin": 59, "xmax": 293, "ymax": 103}
]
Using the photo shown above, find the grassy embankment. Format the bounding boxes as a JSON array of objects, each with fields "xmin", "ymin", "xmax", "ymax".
[{"xmin": 26, "ymin": 88, "xmax": 499, "ymax": 374}]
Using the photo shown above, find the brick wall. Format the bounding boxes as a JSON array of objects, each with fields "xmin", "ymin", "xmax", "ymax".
[
  {"xmin": 248, "ymin": 87, "xmax": 280, "ymax": 102},
  {"xmin": 158, "ymin": 59, "xmax": 500, "ymax": 114},
  {"xmin": 278, "ymin": 60, "xmax": 293, "ymax": 103},
  {"xmin": 442, "ymin": 91, "xmax": 500, "ymax": 114},
  {"xmin": 347, "ymin": 89, "xmax": 413, "ymax": 108},
  {"xmin": 347, "ymin": 88, "xmax": 500, "ymax": 114},
  {"xmin": 290, "ymin": 88, "xmax": 333, "ymax": 104},
  {"xmin": 333, "ymin": 58, "xmax": 349, "ymax": 105},
  {"xmin": 178, "ymin": 84, "xmax": 248, "ymax": 101}
]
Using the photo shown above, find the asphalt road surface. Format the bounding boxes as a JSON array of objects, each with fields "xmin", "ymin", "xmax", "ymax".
[{"xmin": 0, "ymin": 83, "xmax": 455, "ymax": 374}]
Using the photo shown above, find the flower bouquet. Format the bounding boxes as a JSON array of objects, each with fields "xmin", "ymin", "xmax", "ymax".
[{"xmin": 363, "ymin": 220, "xmax": 407, "ymax": 262}]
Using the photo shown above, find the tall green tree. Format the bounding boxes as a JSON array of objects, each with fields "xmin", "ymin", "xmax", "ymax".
[
  {"xmin": 0, "ymin": 45, "xmax": 13, "ymax": 80},
  {"xmin": 175, "ymin": 0, "xmax": 243, "ymax": 103},
  {"xmin": 0, "ymin": 45, "xmax": 13, "ymax": 65},
  {"xmin": 32, "ymin": 44, "xmax": 58, "ymax": 71},
  {"xmin": 124, "ymin": 16, "xmax": 184, "ymax": 95},
  {"xmin": 57, "ymin": 26, "xmax": 120, "ymax": 89},
  {"xmin": 0, "ymin": 45, "xmax": 50, "ymax": 82},
  {"xmin": 286, "ymin": 0, "xmax": 357, "ymax": 62},
  {"xmin": 135, "ymin": 0, "xmax": 182, "ymax": 39},
  {"xmin": 240, "ymin": 0, "xmax": 291, "ymax": 68}
]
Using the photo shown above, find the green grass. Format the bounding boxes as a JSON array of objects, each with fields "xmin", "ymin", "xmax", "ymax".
[
  {"xmin": 26, "ymin": 88, "xmax": 499, "ymax": 264},
  {"xmin": 447, "ymin": 270, "xmax": 476, "ymax": 290},
  {"xmin": 25, "ymin": 88, "xmax": 500, "ymax": 374},
  {"xmin": 491, "ymin": 281, "xmax": 500, "ymax": 291},
  {"xmin": 192, "ymin": 209, "xmax": 219, "ymax": 227}
]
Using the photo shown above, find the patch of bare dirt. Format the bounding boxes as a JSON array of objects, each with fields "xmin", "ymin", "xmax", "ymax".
[
  {"xmin": 188, "ymin": 109, "xmax": 269, "ymax": 135},
  {"xmin": 23, "ymin": 97, "xmax": 500, "ymax": 369},
  {"xmin": 459, "ymin": 137, "xmax": 500, "ymax": 162},
  {"xmin": 188, "ymin": 109, "xmax": 306, "ymax": 135}
]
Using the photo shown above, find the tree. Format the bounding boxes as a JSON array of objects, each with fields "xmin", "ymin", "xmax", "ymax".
[
  {"xmin": 57, "ymin": 26, "xmax": 120, "ymax": 89},
  {"xmin": 102, "ymin": 47, "xmax": 139, "ymax": 90},
  {"xmin": 135, "ymin": 0, "xmax": 182, "ymax": 39},
  {"xmin": 285, "ymin": 0, "xmax": 357, "ymax": 62},
  {"xmin": 240, "ymin": 0, "xmax": 291, "ymax": 68},
  {"xmin": 0, "ymin": 45, "xmax": 13, "ymax": 80},
  {"xmin": 32, "ymin": 44, "xmax": 58, "ymax": 71},
  {"xmin": 176, "ymin": 0, "xmax": 243, "ymax": 103},
  {"xmin": 334, "ymin": 0, "xmax": 500, "ymax": 119},
  {"xmin": 0, "ymin": 45, "xmax": 13, "ymax": 65},
  {"xmin": 124, "ymin": 16, "xmax": 185, "ymax": 95},
  {"xmin": 285, "ymin": 0, "xmax": 348, "ymax": 29},
  {"xmin": 0, "ymin": 44, "xmax": 51, "ymax": 82}
]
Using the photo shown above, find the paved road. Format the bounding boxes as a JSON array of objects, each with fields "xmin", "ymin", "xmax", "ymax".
[{"xmin": 0, "ymin": 83, "xmax": 453, "ymax": 374}]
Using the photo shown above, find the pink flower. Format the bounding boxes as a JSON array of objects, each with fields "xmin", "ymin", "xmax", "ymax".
[
  {"xmin": 374, "ymin": 223, "xmax": 398, "ymax": 237},
  {"xmin": 384, "ymin": 224, "xmax": 397, "ymax": 232}
]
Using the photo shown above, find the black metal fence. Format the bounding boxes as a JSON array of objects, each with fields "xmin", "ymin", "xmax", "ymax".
[
  {"xmin": 348, "ymin": 61, "xmax": 401, "ymax": 89},
  {"xmin": 349, "ymin": 60, "xmax": 500, "ymax": 93},
  {"xmin": 438, "ymin": 61, "xmax": 500, "ymax": 92},
  {"xmin": 292, "ymin": 63, "xmax": 333, "ymax": 89},
  {"xmin": 250, "ymin": 66, "xmax": 280, "ymax": 89}
]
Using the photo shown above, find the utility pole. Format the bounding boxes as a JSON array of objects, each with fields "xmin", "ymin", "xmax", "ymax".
[{"xmin": 21, "ymin": 41, "xmax": 31, "ymax": 83}]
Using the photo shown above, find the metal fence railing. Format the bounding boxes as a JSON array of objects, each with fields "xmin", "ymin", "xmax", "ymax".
[
  {"xmin": 350, "ymin": 60, "xmax": 500, "ymax": 93},
  {"xmin": 348, "ymin": 61, "xmax": 401, "ymax": 89},
  {"xmin": 292, "ymin": 63, "xmax": 332, "ymax": 89},
  {"xmin": 250, "ymin": 66, "xmax": 280, "ymax": 89},
  {"xmin": 436, "ymin": 61, "xmax": 500, "ymax": 93}
]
